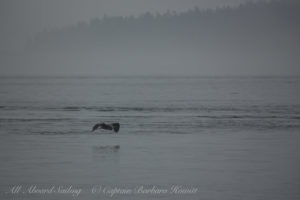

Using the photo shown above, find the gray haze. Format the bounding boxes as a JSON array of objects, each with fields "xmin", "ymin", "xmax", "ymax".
[
  {"xmin": 1, "ymin": 0, "xmax": 299, "ymax": 76},
  {"xmin": 1, "ymin": 0, "xmax": 252, "ymax": 34}
]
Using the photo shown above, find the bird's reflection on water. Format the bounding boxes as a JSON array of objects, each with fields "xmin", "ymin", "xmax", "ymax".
[
  {"xmin": 91, "ymin": 145, "xmax": 120, "ymax": 161},
  {"xmin": 92, "ymin": 145, "xmax": 120, "ymax": 152},
  {"xmin": 91, "ymin": 145, "xmax": 121, "ymax": 180}
]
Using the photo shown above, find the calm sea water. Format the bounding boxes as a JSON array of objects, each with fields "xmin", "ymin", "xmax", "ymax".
[{"xmin": 0, "ymin": 76, "xmax": 300, "ymax": 200}]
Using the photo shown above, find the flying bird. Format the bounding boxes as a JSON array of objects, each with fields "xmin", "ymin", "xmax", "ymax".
[{"xmin": 92, "ymin": 122, "xmax": 120, "ymax": 133}]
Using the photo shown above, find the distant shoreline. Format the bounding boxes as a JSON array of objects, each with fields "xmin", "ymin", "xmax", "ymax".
[{"xmin": 1, "ymin": 75, "xmax": 300, "ymax": 79}]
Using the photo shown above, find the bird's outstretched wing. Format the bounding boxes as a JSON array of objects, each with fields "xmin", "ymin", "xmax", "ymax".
[{"xmin": 92, "ymin": 123, "xmax": 101, "ymax": 132}]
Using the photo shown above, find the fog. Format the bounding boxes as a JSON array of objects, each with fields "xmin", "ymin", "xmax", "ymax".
[{"xmin": 1, "ymin": 0, "xmax": 299, "ymax": 76}]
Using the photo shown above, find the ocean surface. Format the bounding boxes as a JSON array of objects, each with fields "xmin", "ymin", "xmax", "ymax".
[{"xmin": 0, "ymin": 76, "xmax": 299, "ymax": 200}]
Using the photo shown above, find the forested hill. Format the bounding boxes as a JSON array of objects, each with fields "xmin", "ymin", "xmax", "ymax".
[
  {"xmin": 23, "ymin": 0, "xmax": 300, "ymax": 76},
  {"xmin": 28, "ymin": 0, "xmax": 300, "ymax": 52}
]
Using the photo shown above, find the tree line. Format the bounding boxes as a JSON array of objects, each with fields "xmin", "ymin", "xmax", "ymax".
[{"xmin": 28, "ymin": 0, "xmax": 300, "ymax": 53}]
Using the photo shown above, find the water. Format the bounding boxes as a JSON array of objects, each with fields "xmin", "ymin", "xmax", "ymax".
[{"xmin": 0, "ymin": 76, "xmax": 300, "ymax": 199}]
